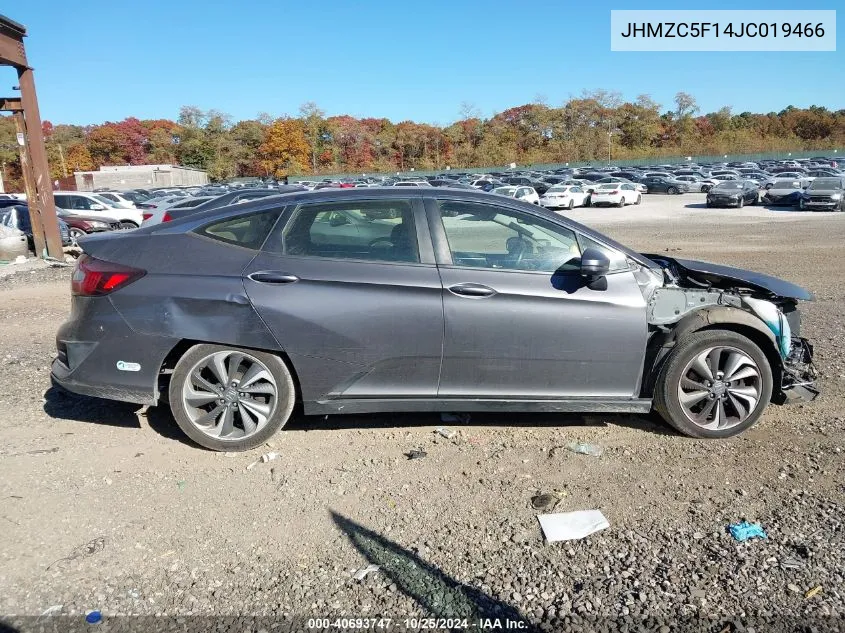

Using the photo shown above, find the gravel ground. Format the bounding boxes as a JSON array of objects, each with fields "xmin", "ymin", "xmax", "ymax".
[{"xmin": 1, "ymin": 193, "xmax": 844, "ymax": 632}]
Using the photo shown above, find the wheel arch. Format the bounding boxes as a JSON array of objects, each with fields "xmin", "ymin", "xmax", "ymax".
[
  {"xmin": 156, "ymin": 339, "xmax": 303, "ymax": 407},
  {"xmin": 640, "ymin": 307, "xmax": 782, "ymax": 400}
]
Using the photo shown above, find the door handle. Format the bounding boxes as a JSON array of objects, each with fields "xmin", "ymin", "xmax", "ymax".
[
  {"xmin": 448, "ymin": 283, "xmax": 497, "ymax": 298},
  {"xmin": 248, "ymin": 271, "xmax": 300, "ymax": 284}
]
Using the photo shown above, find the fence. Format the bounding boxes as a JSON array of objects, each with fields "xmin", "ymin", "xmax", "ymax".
[{"xmin": 291, "ymin": 149, "xmax": 840, "ymax": 182}]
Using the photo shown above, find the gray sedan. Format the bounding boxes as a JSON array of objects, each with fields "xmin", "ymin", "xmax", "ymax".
[{"xmin": 52, "ymin": 188, "xmax": 818, "ymax": 451}]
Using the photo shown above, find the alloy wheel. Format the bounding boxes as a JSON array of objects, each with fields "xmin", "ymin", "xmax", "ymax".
[
  {"xmin": 677, "ymin": 346, "xmax": 761, "ymax": 430},
  {"xmin": 181, "ymin": 351, "xmax": 278, "ymax": 441}
]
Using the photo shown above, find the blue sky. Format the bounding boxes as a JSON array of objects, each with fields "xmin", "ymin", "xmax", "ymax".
[{"xmin": 3, "ymin": 0, "xmax": 843, "ymax": 126}]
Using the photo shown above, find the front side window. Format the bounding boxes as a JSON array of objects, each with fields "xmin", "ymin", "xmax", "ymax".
[
  {"xmin": 435, "ymin": 200, "xmax": 581, "ymax": 273},
  {"xmin": 197, "ymin": 210, "xmax": 280, "ymax": 250},
  {"xmin": 282, "ymin": 199, "xmax": 418, "ymax": 263}
]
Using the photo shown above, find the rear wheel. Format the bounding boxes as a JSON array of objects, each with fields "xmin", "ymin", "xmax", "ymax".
[
  {"xmin": 68, "ymin": 228, "xmax": 85, "ymax": 246},
  {"xmin": 168, "ymin": 344, "xmax": 295, "ymax": 451},
  {"xmin": 654, "ymin": 330, "xmax": 773, "ymax": 438},
  {"xmin": 635, "ymin": 195, "xmax": 642, "ymax": 205},
  {"xmin": 737, "ymin": 197, "xmax": 744, "ymax": 209},
  {"xmin": 568, "ymin": 199, "xmax": 574, "ymax": 210},
  {"xmin": 118, "ymin": 221, "xmax": 139, "ymax": 230},
  {"xmin": 798, "ymin": 198, "xmax": 806, "ymax": 210},
  {"xmin": 667, "ymin": 186, "xmax": 678, "ymax": 195},
  {"xmin": 616, "ymin": 198, "xmax": 624, "ymax": 207}
]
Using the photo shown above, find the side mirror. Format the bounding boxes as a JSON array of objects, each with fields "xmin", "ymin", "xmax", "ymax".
[{"xmin": 580, "ymin": 247, "xmax": 610, "ymax": 278}]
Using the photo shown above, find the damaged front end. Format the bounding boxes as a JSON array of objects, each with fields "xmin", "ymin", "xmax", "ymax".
[{"xmin": 638, "ymin": 253, "xmax": 819, "ymax": 404}]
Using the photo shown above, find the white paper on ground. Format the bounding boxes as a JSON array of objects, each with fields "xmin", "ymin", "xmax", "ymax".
[{"xmin": 537, "ymin": 510, "xmax": 610, "ymax": 542}]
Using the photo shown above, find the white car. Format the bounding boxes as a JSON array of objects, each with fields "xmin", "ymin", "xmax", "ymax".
[
  {"xmin": 762, "ymin": 173, "xmax": 813, "ymax": 189},
  {"xmin": 589, "ymin": 183, "xmax": 642, "ymax": 207},
  {"xmin": 95, "ymin": 191, "xmax": 137, "ymax": 209},
  {"xmin": 491, "ymin": 186, "xmax": 540, "ymax": 204},
  {"xmin": 674, "ymin": 176, "xmax": 716, "ymax": 192},
  {"xmin": 538, "ymin": 185, "xmax": 589, "ymax": 210},
  {"xmin": 53, "ymin": 192, "xmax": 143, "ymax": 228},
  {"xmin": 393, "ymin": 181, "xmax": 433, "ymax": 187}
]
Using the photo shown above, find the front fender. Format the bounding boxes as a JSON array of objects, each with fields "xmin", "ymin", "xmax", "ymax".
[{"xmin": 640, "ymin": 306, "xmax": 780, "ymax": 399}]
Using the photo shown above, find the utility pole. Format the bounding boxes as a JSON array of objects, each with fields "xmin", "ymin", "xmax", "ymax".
[{"xmin": 0, "ymin": 15, "xmax": 63, "ymax": 259}]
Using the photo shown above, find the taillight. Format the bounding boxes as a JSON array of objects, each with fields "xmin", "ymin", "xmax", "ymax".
[
  {"xmin": 71, "ymin": 255, "xmax": 145, "ymax": 296},
  {"xmin": 609, "ymin": 190, "xmax": 620, "ymax": 195},
  {"xmin": 162, "ymin": 212, "xmax": 172, "ymax": 222},
  {"xmin": 142, "ymin": 213, "xmax": 153, "ymax": 221}
]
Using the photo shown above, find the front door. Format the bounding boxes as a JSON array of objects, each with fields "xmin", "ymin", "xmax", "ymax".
[
  {"xmin": 244, "ymin": 197, "xmax": 444, "ymax": 403},
  {"xmin": 427, "ymin": 197, "xmax": 648, "ymax": 399}
]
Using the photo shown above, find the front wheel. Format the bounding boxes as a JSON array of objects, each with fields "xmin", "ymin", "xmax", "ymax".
[
  {"xmin": 667, "ymin": 186, "xmax": 678, "ymax": 195},
  {"xmin": 654, "ymin": 330, "xmax": 773, "ymax": 438},
  {"xmin": 118, "ymin": 221, "xmax": 139, "ymax": 230},
  {"xmin": 635, "ymin": 195, "xmax": 642, "ymax": 205},
  {"xmin": 737, "ymin": 197, "xmax": 744, "ymax": 209},
  {"xmin": 168, "ymin": 344, "xmax": 296, "ymax": 451},
  {"xmin": 798, "ymin": 198, "xmax": 806, "ymax": 211}
]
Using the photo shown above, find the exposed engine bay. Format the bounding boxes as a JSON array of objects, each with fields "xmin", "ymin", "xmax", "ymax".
[{"xmin": 637, "ymin": 253, "xmax": 818, "ymax": 403}]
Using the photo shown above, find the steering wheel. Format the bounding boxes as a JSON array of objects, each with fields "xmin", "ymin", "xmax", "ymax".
[
  {"xmin": 369, "ymin": 237, "xmax": 393, "ymax": 248},
  {"xmin": 506, "ymin": 236, "xmax": 533, "ymax": 269}
]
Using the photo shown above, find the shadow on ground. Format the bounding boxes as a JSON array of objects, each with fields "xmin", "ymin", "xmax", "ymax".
[
  {"xmin": 332, "ymin": 511, "xmax": 534, "ymax": 629},
  {"xmin": 42, "ymin": 386, "xmax": 142, "ymax": 428}
]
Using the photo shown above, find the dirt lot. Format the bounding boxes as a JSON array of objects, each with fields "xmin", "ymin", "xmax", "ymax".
[{"xmin": 1, "ymin": 193, "xmax": 844, "ymax": 631}]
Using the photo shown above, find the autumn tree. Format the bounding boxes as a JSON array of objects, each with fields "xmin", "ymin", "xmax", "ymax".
[
  {"xmin": 299, "ymin": 102, "xmax": 326, "ymax": 174},
  {"xmin": 258, "ymin": 118, "xmax": 309, "ymax": 177}
]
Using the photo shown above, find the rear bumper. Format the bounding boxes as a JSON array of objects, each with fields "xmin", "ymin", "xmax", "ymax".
[{"xmin": 51, "ymin": 296, "xmax": 178, "ymax": 406}]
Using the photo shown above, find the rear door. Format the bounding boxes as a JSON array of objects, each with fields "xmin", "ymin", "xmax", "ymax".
[{"xmin": 243, "ymin": 196, "xmax": 444, "ymax": 403}]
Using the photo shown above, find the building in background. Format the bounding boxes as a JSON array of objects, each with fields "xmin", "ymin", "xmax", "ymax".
[{"xmin": 72, "ymin": 165, "xmax": 208, "ymax": 191}]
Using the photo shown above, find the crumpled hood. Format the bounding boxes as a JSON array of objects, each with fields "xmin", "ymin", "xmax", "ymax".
[{"xmin": 642, "ymin": 254, "xmax": 814, "ymax": 301}]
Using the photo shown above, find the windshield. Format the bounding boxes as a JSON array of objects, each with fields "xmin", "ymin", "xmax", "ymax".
[
  {"xmin": 712, "ymin": 182, "xmax": 744, "ymax": 190},
  {"xmin": 93, "ymin": 195, "xmax": 121, "ymax": 207},
  {"xmin": 598, "ymin": 184, "xmax": 619, "ymax": 190},
  {"xmin": 809, "ymin": 178, "xmax": 843, "ymax": 190},
  {"xmin": 772, "ymin": 181, "xmax": 802, "ymax": 190},
  {"xmin": 492, "ymin": 187, "xmax": 517, "ymax": 196},
  {"xmin": 547, "ymin": 185, "xmax": 571, "ymax": 192}
]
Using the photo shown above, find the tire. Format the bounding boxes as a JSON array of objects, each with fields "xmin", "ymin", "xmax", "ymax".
[
  {"xmin": 701, "ymin": 185, "xmax": 711, "ymax": 193},
  {"xmin": 118, "ymin": 221, "xmax": 139, "ymax": 230},
  {"xmin": 616, "ymin": 199, "xmax": 624, "ymax": 208},
  {"xmin": 667, "ymin": 186, "xmax": 678, "ymax": 195},
  {"xmin": 568, "ymin": 199, "xmax": 574, "ymax": 210},
  {"xmin": 635, "ymin": 195, "xmax": 642, "ymax": 205},
  {"xmin": 168, "ymin": 344, "xmax": 296, "ymax": 451},
  {"xmin": 584, "ymin": 196, "xmax": 591, "ymax": 207},
  {"xmin": 798, "ymin": 198, "xmax": 805, "ymax": 211},
  {"xmin": 737, "ymin": 197, "xmax": 744, "ymax": 209},
  {"xmin": 653, "ymin": 330, "xmax": 773, "ymax": 439}
]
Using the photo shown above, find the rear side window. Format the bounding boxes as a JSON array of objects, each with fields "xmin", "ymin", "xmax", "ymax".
[
  {"xmin": 282, "ymin": 199, "xmax": 419, "ymax": 263},
  {"xmin": 196, "ymin": 210, "xmax": 280, "ymax": 250}
]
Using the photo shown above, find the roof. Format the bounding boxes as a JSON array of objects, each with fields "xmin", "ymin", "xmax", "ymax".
[{"xmin": 0, "ymin": 15, "xmax": 26, "ymax": 38}]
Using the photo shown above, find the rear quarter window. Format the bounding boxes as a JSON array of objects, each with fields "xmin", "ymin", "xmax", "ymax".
[{"xmin": 195, "ymin": 210, "xmax": 280, "ymax": 250}]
